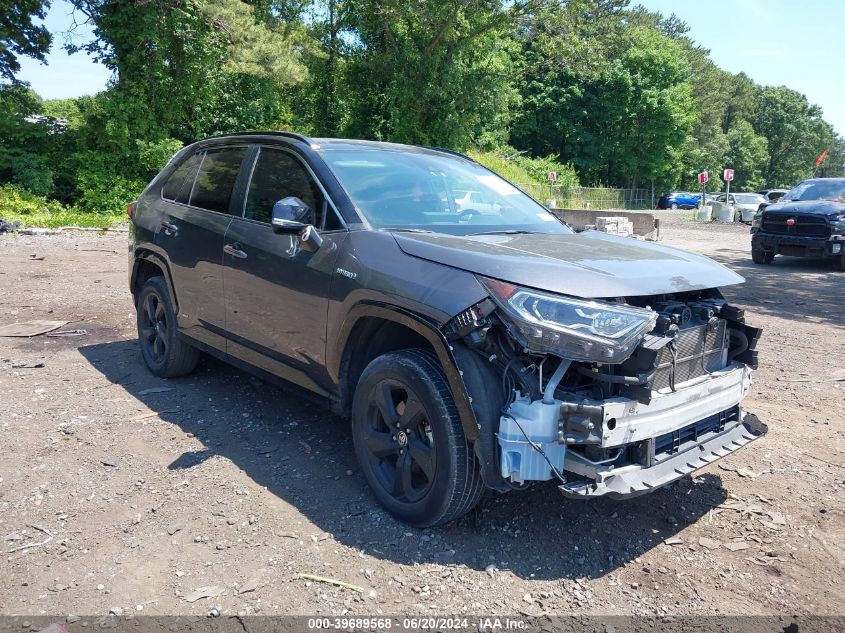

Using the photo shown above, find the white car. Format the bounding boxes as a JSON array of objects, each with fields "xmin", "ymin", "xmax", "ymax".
[
  {"xmin": 455, "ymin": 190, "xmax": 502, "ymax": 215},
  {"xmin": 718, "ymin": 192, "xmax": 767, "ymax": 223}
]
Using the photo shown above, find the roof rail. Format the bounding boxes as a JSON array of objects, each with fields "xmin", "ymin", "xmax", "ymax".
[{"xmin": 209, "ymin": 130, "xmax": 319, "ymax": 147}]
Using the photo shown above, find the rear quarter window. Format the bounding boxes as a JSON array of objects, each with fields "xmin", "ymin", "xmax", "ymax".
[
  {"xmin": 161, "ymin": 152, "xmax": 202, "ymax": 204},
  {"xmin": 189, "ymin": 147, "xmax": 248, "ymax": 214}
]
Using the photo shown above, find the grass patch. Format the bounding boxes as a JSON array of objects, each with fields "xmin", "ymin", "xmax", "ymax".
[
  {"xmin": 2, "ymin": 207, "xmax": 126, "ymax": 229},
  {"xmin": 468, "ymin": 148, "xmax": 539, "ymax": 184},
  {"xmin": 0, "ymin": 184, "xmax": 126, "ymax": 229}
]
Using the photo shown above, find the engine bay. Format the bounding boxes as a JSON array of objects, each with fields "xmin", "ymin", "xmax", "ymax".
[{"xmin": 445, "ymin": 287, "xmax": 763, "ymax": 492}]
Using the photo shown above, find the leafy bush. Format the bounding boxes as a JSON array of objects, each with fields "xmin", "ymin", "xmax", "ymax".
[
  {"xmin": 0, "ymin": 184, "xmax": 126, "ymax": 228},
  {"xmin": 74, "ymin": 173, "xmax": 146, "ymax": 216},
  {"xmin": 0, "ymin": 184, "xmax": 65, "ymax": 217},
  {"xmin": 136, "ymin": 138, "xmax": 184, "ymax": 175},
  {"xmin": 468, "ymin": 147, "xmax": 580, "ymax": 203}
]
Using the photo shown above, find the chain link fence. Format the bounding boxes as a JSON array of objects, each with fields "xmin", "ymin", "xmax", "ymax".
[{"xmin": 517, "ymin": 184, "xmax": 651, "ymax": 210}]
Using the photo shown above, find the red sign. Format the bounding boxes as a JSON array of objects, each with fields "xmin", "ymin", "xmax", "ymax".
[
  {"xmin": 698, "ymin": 171, "xmax": 709, "ymax": 185},
  {"xmin": 723, "ymin": 168, "xmax": 734, "ymax": 182},
  {"xmin": 547, "ymin": 171, "xmax": 557, "ymax": 182}
]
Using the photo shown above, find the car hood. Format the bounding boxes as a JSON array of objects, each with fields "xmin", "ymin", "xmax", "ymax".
[
  {"xmin": 392, "ymin": 230, "xmax": 744, "ymax": 298},
  {"xmin": 766, "ymin": 199, "xmax": 845, "ymax": 216}
]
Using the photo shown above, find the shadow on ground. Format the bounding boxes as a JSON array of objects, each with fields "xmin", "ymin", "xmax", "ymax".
[
  {"xmin": 80, "ymin": 339, "xmax": 728, "ymax": 581},
  {"xmin": 707, "ymin": 249, "xmax": 845, "ymax": 327}
]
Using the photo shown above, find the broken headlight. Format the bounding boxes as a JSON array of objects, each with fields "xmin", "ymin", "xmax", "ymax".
[{"xmin": 480, "ymin": 276, "xmax": 657, "ymax": 363}]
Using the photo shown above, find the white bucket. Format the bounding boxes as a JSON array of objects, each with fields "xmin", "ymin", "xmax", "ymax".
[
  {"xmin": 715, "ymin": 205, "xmax": 735, "ymax": 222},
  {"xmin": 697, "ymin": 206, "xmax": 712, "ymax": 222}
]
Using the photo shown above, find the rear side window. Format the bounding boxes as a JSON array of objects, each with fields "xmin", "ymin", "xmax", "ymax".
[
  {"xmin": 245, "ymin": 147, "xmax": 341, "ymax": 230},
  {"xmin": 161, "ymin": 152, "xmax": 202, "ymax": 204},
  {"xmin": 189, "ymin": 147, "xmax": 247, "ymax": 214}
]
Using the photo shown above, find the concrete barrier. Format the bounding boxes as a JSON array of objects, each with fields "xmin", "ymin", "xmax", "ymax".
[{"xmin": 549, "ymin": 208, "xmax": 659, "ymax": 240}]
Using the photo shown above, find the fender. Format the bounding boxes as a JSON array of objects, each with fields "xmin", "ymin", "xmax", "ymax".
[
  {"xmin": 332, "ymin": 302, "xmax": 480, "ymax": 442},
  {"xmin": 130, "ymin": 249, "xmax": 180, "ymax": 311}
]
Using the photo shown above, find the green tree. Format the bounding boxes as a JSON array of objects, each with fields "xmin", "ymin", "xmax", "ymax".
[
  {"xmin": 0, "ymin": 0, "xmax": 51, "ymax": 80},
  {"xmin": 340, "ymin": 0, "xmax": 524, "ymax": 149},
  {"xmin": 68, "ymin": 0, "xmax": 307, "ymax": 142},
  {"xmin": 0, "ymin": 84, "xmax": 54, "ymax": 194},
  {"xmin": 754, "ymin": 86, "xmax": 836, "ymax": 187},
  {"xmin": 513, "ymin": 8, "xmax": 696, "ymax": 189},
  {"xmin": 725, "ymin": 119, "xmax": 768, "ymax": 190}
]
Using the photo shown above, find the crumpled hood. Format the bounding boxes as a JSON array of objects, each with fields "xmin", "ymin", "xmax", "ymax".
[
  {"xmin": 392, "ymin": 230, "xmax": 744, "ymax": 298},
  {"xmin": 766, "ymin": 199, "xmax": 845, "ymax": 216}
]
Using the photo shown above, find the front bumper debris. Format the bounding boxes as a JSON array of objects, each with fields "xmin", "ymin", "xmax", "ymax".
[{"xmin": 558, "ymin": 412, "xmax": 767, "ymax": 498}]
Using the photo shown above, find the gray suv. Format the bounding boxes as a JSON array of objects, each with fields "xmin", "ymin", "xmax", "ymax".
[{"xmin": 129, "ymin": 132, "xmax": 766, "ymax": 526}]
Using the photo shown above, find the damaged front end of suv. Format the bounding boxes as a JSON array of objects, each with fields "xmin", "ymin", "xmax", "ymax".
[{"xmin": 445, "ymin": 278, "xmax": 766, "ymax": 499}]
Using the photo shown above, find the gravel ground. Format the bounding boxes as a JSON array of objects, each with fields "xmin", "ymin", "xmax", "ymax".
[{"xmin": 0, "ymin": 215, "xmax": 843, "ymax": 620}]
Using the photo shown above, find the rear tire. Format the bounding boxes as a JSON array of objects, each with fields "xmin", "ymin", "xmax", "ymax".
[
  {"xmin": 351, "ymin": 349, "xmax": 483, "ymax": 527},
  {"xmin": 670, "ymin": 202, "xmax": 679, "ymax": 210},
  {"xmin": 751, "ymin": 249, "xmax": 774, "ymax": 265},
  {"xmin": 136, "ymin": 276, "xmax": 199, "ymax": 378}
]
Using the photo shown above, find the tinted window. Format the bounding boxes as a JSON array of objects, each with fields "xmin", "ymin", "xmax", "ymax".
[
  {"xmin": 245, "ymin": 147, "xmax": 333, "ymax": 228},
  {"xmin": 161, "ymin": 152, "xmax": 202, "ymax": 204},
  {"xmin": 189, "ymin": 148, "xmax": 247, "ymax": 214}
]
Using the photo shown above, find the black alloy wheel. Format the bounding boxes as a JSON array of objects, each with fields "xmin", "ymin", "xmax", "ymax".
[
  {"xmin": 351, "ymin": 349, "xmax": 483, "ymax": 526},
  {"xmin": 362, "ymin": 379, "xmax": 437, "ymax": 503},
  {"xmin": 140, "ymin": 291, "xmax": 168, "ymax": 364},
  {"xmin": 136, "ymin": 276, "xmax": 199, "ymax": 378}
]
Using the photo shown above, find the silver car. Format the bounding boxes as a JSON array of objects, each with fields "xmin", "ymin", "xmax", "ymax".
[{"xmin": 718, "ymin": 192, "xmax": 767, "ymax": 223}]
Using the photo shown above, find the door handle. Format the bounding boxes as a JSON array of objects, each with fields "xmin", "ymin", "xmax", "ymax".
[
  {"xmin": 224, "ymin": 243, "xmax": 248, "ymax": 259},
  {"xmin": 160, "ymin": 220, "xmax": 178, "ymax": 236}
]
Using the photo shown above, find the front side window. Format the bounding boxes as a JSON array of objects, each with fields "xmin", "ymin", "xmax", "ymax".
[
  {"xmin": 189, "ymin": 147, "xmax": 247, "ymax": 214},
  {"xmin": 244, "ymin": 147, "xmax": 342, "ymax": 230},
  {"xmin": 161, "ymin": 152, "xmax": 202, "ymax": 204},
  {"xmin": 320, "ymin": 148, "xmax": 572, "ymax": 236}
]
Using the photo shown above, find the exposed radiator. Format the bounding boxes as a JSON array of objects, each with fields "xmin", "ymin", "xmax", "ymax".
[{"xmin": 650, "ymin": 320, "xmax": 727, "ymax": 391}]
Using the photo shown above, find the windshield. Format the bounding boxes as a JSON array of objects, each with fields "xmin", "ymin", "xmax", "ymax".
[
  {"xmin": 735, "ymin": 194, "xmax": 764, "ymax": 204},
  {"xmin": 783, "ymin": 180, "xmax": 845, "ymax": 202},
  {"xmin": 320, "ymin": 148, "xmax": 572, "ymax": 236}
]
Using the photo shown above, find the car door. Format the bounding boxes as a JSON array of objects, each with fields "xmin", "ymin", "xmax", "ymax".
[
  {"xmin": 155, "ymin": 146, "xmax": 248, "ymax": 349},
  {"xmin": 222, "ymin": 145, "xmax": 348, "ymax": 395}
]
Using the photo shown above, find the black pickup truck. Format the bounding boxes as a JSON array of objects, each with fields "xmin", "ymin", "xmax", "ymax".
[{"xmin": 751, "ymin": 178, "xmax": 845, "ymax": 269}]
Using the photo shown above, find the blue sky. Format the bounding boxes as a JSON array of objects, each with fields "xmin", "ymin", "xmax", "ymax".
[
  {"xmin": 15, "ymin": 0, "xmax": 844, "ymax": 137},
  {"xmin": 635, "ymin": 0, "xmax": 844, "ymax": 136}
]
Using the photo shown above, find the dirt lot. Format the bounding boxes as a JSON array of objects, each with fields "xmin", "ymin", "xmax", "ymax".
[{"xmin": 1, "ymin": 214, "xmax": 843, "ymax": 619}]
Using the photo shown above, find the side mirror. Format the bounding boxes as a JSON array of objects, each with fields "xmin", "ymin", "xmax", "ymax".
[
  {"xmin": 271, "ymin": 196, "xmax": 322, "ymax": 252},
  {"xmin": 271, "ymin": 196, "xmax": 315, "ymax": 229}
]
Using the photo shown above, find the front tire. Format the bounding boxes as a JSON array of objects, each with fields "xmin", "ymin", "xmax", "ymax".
[
  {"xmin": 670, "ymin": 202, "xmax": 679, "ymax": 210},
  {"xmin": 751, "ymin": 249, "xmax": 774, "ymax": 265},
  {"xmin": 351, "ymin": 349, "xmax": 483, "ymax": 527},
  {"xmin": 136, "ymin": 276, "xmax": 199, "ymax": 378}
]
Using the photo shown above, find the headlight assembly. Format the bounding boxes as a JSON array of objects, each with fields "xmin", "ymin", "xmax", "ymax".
[
  {"xmin": 480, "ymin": 277, "xmax": 657, "ymax": 363},
  {"xmin": 830, "ymin": 214, "xmax": 845, "ymax": 234}
]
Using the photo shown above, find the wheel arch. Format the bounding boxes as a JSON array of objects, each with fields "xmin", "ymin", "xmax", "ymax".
[
  {"xmin": 332, "ymin": 302, "xmax": 480, "ymax": 442},
  {"xmin": 131, "ymin": 250, "xmax": 179, "ymax": 310}
]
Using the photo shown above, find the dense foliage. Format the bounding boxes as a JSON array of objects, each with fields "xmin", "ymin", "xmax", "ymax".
[{"xmin": 1, "ymin": 0, "xmax": 843, "ymax": 226}]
